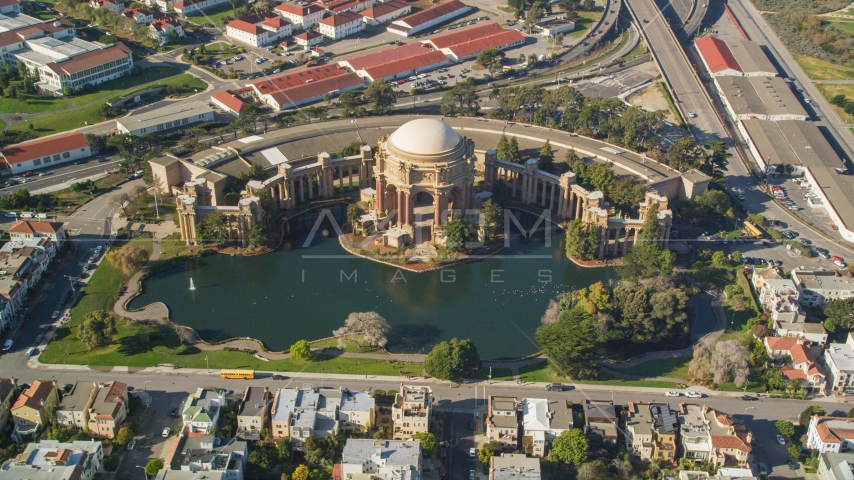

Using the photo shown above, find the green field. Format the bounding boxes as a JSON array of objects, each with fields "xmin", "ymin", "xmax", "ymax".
[
  {"xmin": 71, "ymin": 66, "xmax": 181, "ymax": 106},
  {"xmin": 828, "ymin": 20, "xmax": 854, "ymax": 36},
  {"xmin": 11, "ymin": 101, "xmax": 103, "ymax": 137},
  {"xmin": 620, "ymin": 356, "xmax": 691, "ymax": 379},
  {"xmin": 186, "ymin": 5, "xmax": 238, "ymax": 26},
  {"xmin": 0, "ymin": 94, "xmax": 67, "ymax": 114},
  {"xmin": 106, "ymin": 74, "xmax": 208, "ymax": 103},
  {"xmin": 569, "ymin": 11, "xmax": 603, "ymax": 38},
  {"xmin": 517, "ymin": 362, "xmax": 682, "ymax": 388},
  {"xmin": 817, "ymin": 83, "xmax": 854, "ymax": 122},
  {"xmin": 794, "ymin": 53, "xmax": 854, "ymax": 80}
]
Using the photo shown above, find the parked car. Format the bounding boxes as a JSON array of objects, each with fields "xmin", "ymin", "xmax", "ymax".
[
  {"xmin": 545, "ymin": 383, "xmax": 563, "ymax": 391},
  {"xmin": 685, "ymin": 391, "xmax": 704, "ymax": 398},
  {"xmin": 741, "ymin": 395, "xmax": 758, "ymax": 401},
  {"xmin": 777, "ymin": 434, "xmax": 786, "ymax": 445},
  {"xmin": 162, "ymin": 427, "xmax": 171, "ymax": 437},
  {"xmin": 469, "ymin": 448, "xmax": 476, "ymax": 457},
  {"xmin": 51, "ymin": 311, "xmax": 60, "ymax": 319},
  {"xmin": 127, "ymin": 439, "xmax": 136, "ymax": 450},
  {"xmin": 665, "ymin": 391, "xmax": 681, "ymax": 397}
]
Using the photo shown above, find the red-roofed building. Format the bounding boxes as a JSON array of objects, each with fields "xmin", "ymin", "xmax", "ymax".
[
  {"xmin": 89, "ymin": 0, "xmax": 124, "ymax": 14},
  {"xmin": 358, "ymin": 0, "xmax": 410, "ymax": 25},
  {"xmin": 275, "ymin": 2, "xmax": 326, "ymax": 29},
  {"xmin": 248, "ymin": 65, "xmax": 363, "ymax": 109},
  {"xmin": 7, "ymin": 220, "xmax": 67, "ymax": 246},
  {"xmin": 39, "ymin": 42, "xmax": 134, "ymax": 94},
  {"xmin": 123, "ymin": 7, "xmax": 153, "ymax": 24},
  {"xmin": 173, "ymin": 0, "xmax": 229, "ymax": 16},
  {"xmin": 324, "ymin": 0, "xmax": 374, "ymax": 15},
  {"xmin": 0, "ymin": 0, "xmax": 20, "ymax": 14},
  {"xmin": 226, "ymin": 12, "xmax": 292, "ymax": 46},
  {"xmin": 423, "ymin": 22, "xmax": 505, "ymax": 49},
  {"xmin": 88, "ymin": 381, "xmax": 129, "ymax": 439},
  {"xmin": 149, "ymin": 17, "xmax": 184, "ymax": 44},
  {"xmin": 764, "ymin": 336, "xmax": 827, "ymax": 393},
  {"xmin": 211, "ymin": 90, "xmax": 250, "ymax": 117},
  {"xmin": 807, "ymin": 415, "xmax": 854, "ymax": 452},
  {"xmin": 0, "ymin": 133, "xmax": 91, "ymax": 175},
  {"xmin": 434, "ymin": 28, "xmax": 525, "ymax": 61},
  {"xmin": 388, "ymin": 0, "xmax": 471, "ymax": 37},
  {"xmin": 341, "ymin": 45, "xmax": 449, "ymax": 82},
  {"xmin": 294, "ymin": 30, "xmax": 323, "ymax": 47},
  {"xmin": 694, "ymin": 36, "xmax": 743, "ymax": 77},
  {"xmin": 11, "ymin": 380, "xmax": 58, "ymax": 439},
  {"xmin": 319, "ymin": 10, "xmax": 364, "ymax": 40}
]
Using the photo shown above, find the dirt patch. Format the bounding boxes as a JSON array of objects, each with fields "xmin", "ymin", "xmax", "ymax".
[{"xmin": 626, "ymin": 83, "xmax": 676, "ymax": 124}]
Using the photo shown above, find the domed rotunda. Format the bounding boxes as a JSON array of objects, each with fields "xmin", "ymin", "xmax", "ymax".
[{"xmin": 373, "ymin": 118, "xmax": 476, "ymax": 246}]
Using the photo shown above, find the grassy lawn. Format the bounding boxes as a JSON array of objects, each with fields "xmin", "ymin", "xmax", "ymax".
[
  {"xmin": 568, "ymin": 11, "xmax": 603, "ymax": 38},
  {"xmin": 618, "ymin": 42, "xmax": 646, "ymax": 62},
  {"xmin": 794, "ymin": 53, "xmax": 854, "ymax": 80},
  {"xmin": 0, "ymin": 94, "xmax": 67, "ymax": 114},
  {"xmin": 70, "ymin": 66, "xmax": 181, "ymax": 106},
  {"xmin": 310, "ymin": 336, "xmax": 385, "ymax": 354},
  {"xmin": 160, "ymin": 36, "xmax": 200, "ymax": 52},
  {"xmin": 517, "ymin": 362, "xmax": 682, "ymax": 388},
  {"xmin": 158, "ymin": 233, "xmax": 189, "ymax": 259},
  {"xmin": 817, "ymin": 83, "xmax": 854, "ymax": 122},
  {"xmin": 620, "ymin": 356, "xmax": 690, "ymax": 379},
  {"xmin": 489, "ymin": 367, "xmax": 514, "ymax": 381},
  {"xmin": 0, "ymin": 118, "xmax": 6, "ymax": 130},
  {"xmin": 106, "ymin": 74, "xmax": 208, "ymax": 103},
  {"xmin": 828, "ymin": 20, "xmax": 854, "ymax": 36},
  {"xmin": 186, "ymin": 5, "xmax": 238, "ymax": 26},
  {"xmin": 12, "ymin": 101, "xmax": 103, "ymax": 137}
]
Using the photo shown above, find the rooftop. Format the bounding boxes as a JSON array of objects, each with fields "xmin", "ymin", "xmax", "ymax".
[
  {"xmin": 794, "ymin": 269, "xmax": 854, "ymax": 293},
  {"xmin": 716, "ymin": 76, "xmax": 806, "ymax": 118},
  {"xmin": 425, "ymin": 22, "xmax": 505, "ymax": 49},
  {"xmin": 363, "ymin": 49, "xmax": 448, "ymax": 81},
  {"xmin": 728, "ymin": 39, "xmax": 777, "ymax": 75},
  {"xmin": 90, "ymin": 381, "xmax": 126, "ymax": 419},
  {"xmin": 339, "ymin": 390, "xmax": 374, "ymax": 413},
  {"xmin": 359, "ymin": 0, "xmax": 408, "ymax": 18},
  {"xmin": 695, "ymin": 35, "xmax": 741, "ymax": 74},
  {"xmin": 117, "ymin": 101, "xmax": 213, "ymax": 132},
  {"xmin": 826, "ymin": 340, "xmax": 854, "ymax": 372},
  {"xmin": 57, "ymin": 382, "xmax": 94, "ymax": 412},
  {"xmin": 393, "ymin": 0, "xmax": 468, "ymax": 29},
  {"xmin": 238, "ymin": 387, "xmax": 268, "ymax": 418},
  {"xmin": 776, "ymin": 321, "xmax": 827, "ymax": 334},
  {"xmin": 319, "ymin": 10, "xmax": 361, "ymax": 26},
  {"xmin": 491, "ymin": 454, "xmax": 541, "ymax": 480},
  {"xmin": 341, "ymin": 439, "xmax": 421, "ymax": 468},
  {"xmin": 7, "ymin": 220, "xmax": 64, "ymax": 234},
  {"xmin": 444, "ymin": 30, "xmax": 525, "ymax": 58},
  {"xmin": 12, "ymin": 380, "xmax": 55, "ymax": 411},
  {"xmin": 1, "ymin": 132, "xmax": 87, "ymax": 166},
  {"xmin": 44, "ymin": 42, "xmax": 132, "ymax": 76},
  {"xmin": 1, "ymin": 440, "xmax": 102, "ymax": 480},
  {"xmin": 341, "ymin": 42, "xmax": 432, "ymax": 71}
]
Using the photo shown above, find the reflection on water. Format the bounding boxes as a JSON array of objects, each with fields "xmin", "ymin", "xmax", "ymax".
[{"xmin": 129, "ymin": 207, "xmax": 615, "ymax": 359}]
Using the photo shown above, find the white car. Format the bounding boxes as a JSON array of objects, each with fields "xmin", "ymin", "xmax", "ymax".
[
  {"xmin": 469, "ymin": 448, "xmax": 476, "ymax": 457},
  {"xmin": 665, "ymin": 391, "xmax": 681, "ymax": 397},
  {"xmin": 777, "ymin": 434, "xmax": 786, "ymax": 445},
  {"xmin": 162, "ymin": 427, "xmax": 171, "ymax": 437},
  {"xmin": 2, "ymin": 339, "xmax": 12, "ymax": 351},
  {"xmin": 4, "ymin": 212, "xmax": 16, "ymax": 218},
  {"xmin": 685, "ymin": 391, "xmax": 704, "ymax": 398},
  {"xmin": 51, "ymin": 311, "xmax": 60, "ymax": 319}
]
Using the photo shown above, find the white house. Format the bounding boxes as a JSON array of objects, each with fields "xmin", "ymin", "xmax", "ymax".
[
  {"xmin": 89, "ymin": 0, "xmax": 124, "ymax": 14},
  {"xmin": 294, "ymin": 30, "xmax": 323, "ymax": 47},
  {"xmin": 182, "ymin": 388, "xmax": 226, "ymax": 434},
  {"xmin": 173, "ymin": 0, "xmax": 228, "ymax": 16},
  {"xmin": 825, "ymin": 333, "xmax": 854, "ymax": 395},
  {"xmin": 149, "ymin": 17, "xmax": 184, "ymax": 44},
  {"xmin": 521, "ymin": 398, "xmax": 572, "ymax": 458},
  {"xmin": 7, "ymin": 221, "xmax": 67, "ymax": 247},
  {"xmin": 808, "ymin": 415, "xmax": 854, "ymax": 453},
  {"xmin": 358, "ymin": 0, "xmax": 410, "ymax": 26},
  {"xmin": 116, "ymin": 101, "xmax": 214, "ymax": 136},
  {"xmin": 0, "ymin": 133, "xmax": 91, "ymax": 174},
  {"xmin": 123, "ymin": 7, "xmax": 153, "ymax": 24},
  {"xmin": 341, "ymin": 440, "xmax": 421, "ymax": 480},
  {"xmin": 274, "ymin": 2, "xmax": 325, "ymax": 29},
  {"xmin": 387, "ymin": 0, "xmax": 470, "ymax": 37},
  {"xmin": 226, "ymin": 14, "xmax": 292, "ymax": 47},
  {"xmin": 774, "ymin": 321, "xmax": 828, "ymax": 346},
  {"xmin": 536, "ymin": 17, "xmax": 574, "ymax": 36},
  {"xmin": 318, "ymin": 11, "xmax": 363, "ymax": 40},
  {"xmin": 792, "ymin": 269, "xmax": 854, "ymax": 307},
  {"xmin": 0, "ymin": 440, "xmax": 103, "ymax": 480},
  {"xmin": 759, "ymin": 278, "xmax": 806, "ymax": 323}
]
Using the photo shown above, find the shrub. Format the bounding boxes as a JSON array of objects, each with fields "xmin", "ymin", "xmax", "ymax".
[{"xmin": 103, "ymin": 454, "xmax": 120, "ymax": 472}]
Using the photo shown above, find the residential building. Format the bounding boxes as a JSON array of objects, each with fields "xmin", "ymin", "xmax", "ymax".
[
  {"xmin": 154, "ymin": 472, "xmax": 227, "ymax": 480},
  {"xmin": 318, "ymin": 11, "xmax": 364, "ymax": 40},
  {"xmin": 56, "ymin": 382, "xmax": 97, "ymax": 430},
  {"xmin": 269, "ymin": 386, "xmax": 342, "ymax": 447},
  {"xmin": 0, "ymin": 0, "xmax": 22, "ymax": 14},
  {"xmin": 173, "ymin": 0, "xmax": 229, "ymax": 15},
  {"xmin": 0, "ymin": 297, "xmax": 11, "ymax": 331},
  {"xmin": 338, "ymin": 42, "xmax": 448, "ymax": 82},
  {"xmin": 225, "ymin": 13, "xmax": 292, "ymax": 47},
  {"xmin": 236, "ymin": 386, "xmax": 269, "ymax": 441},
  {"xmin": 825, "ymin": 333, "xmax": 854, "ymax": 394},
  {"xmin": 89, "ymin": 0, "xmax": 124, "ymax": 14},
  {"xmin": 536, "ymin": 18, "xmax": 574, "ymax": 36},
  {"xmin": 0, "ymin": 238, "xmax": 57, "ymax": 264},
  {"xmin": 117, "ymin": 101, "xmax": 215, "ymax": 136},
  {"xmin": 387, "ymin": 0, "xmax": 471, "ymax": 37},
  {"xmin": 246, "ymin": 65, "xmax": 363, "ymax": 110},
  {"xmin": 338, "ymin": 389, "xmax": 375, "ymax": 434},
  {"xmin": 340, "ymin": 439, "xmax": 422, "ymax": 480},
  {"xmin": 715, "ymin": 76, "xmax": 808, "ymax": 121},
  {"xmin": 774, "ymin": 321, "xmax": 828, "ymax": 346},
  {"xmin": 0, "ymin": 377, "xmax": 17, "ymax": 433},
  {"xmin": 420, "ymin": 23, "xmax": 525, "ymax": 62},
  {"xmin": 392, "ymin": 385, "xmax": 431, "ymax": 440},
  {"xmin": 123, "ymin": 7, "xmax": 153, "ymax": 23},
  {"xmin": 584, "ymin": 400, "xmax": 618, "ymax": 444},
  {"xmin": 11, "ymin": 380, "xmax": 58, "ymax": 441},
  {"xmin": 819, "ymin": 451, "xmax": 854, "ymax": 480},
  {"xmin": 694, "ymin": 35, "xmax": 778, "ymax": 77},
  {"xmin": 625, "ymin": 402, "xmax": 679, "ymax": 465},
  {"xmin": 490, "ymin": 453, "xmax": 541, "ymax": 480},
  {"xmin": 486, "ymin": 396, "xmax": 519, "ymax": 448},
  {"xmin": 521, "ymin": 398, "xmax": 572, "ymax": 457},
  {"xmin": 7, "ymin": 220, "xmax": 67, "ymax": 246},
  {"xmin": 0, "ymin": 440, "xmax": 103, "ymax": 480},
  {"xmin": 679, "ymin": 404, "xmax": 712, "ymax": 463},
  {"xmin": 1, "ymin": 132, "xmax": 91, "ymax": 173},
  {"xmin": 323, "ymin": 0, "xmax": 375, "ymax": 15},
  {"xmin": 808, "ymin": 415, "xmax": 854, "ymax": 453},
  {"xmin": 705, "ymin": 405, "xmax": 753, "ymax": 468},
  {"xmin": 182, "ymin": 387, "xmax": 226, "ymax": 434},
  {"xmin": 0, "ymin": 243, "xmax": 52, "ymax": 315},
  {"xmin": 274, "ymin": 2, "xmax": 325, "ymax": 29},
  {"xmin": 210, "ymin": 90, "xmax": 250, "ymax": 117},
  {"xmin": 764, "ymin": 336, "xmax": 826, "ymax": 392},
  {"xmin": 149, "ymin": 17, "xmax": 185, "ymax": 44},
  {"xmin": 358, "ymin": 0, "xmax": 410, "ymax": 26},
  {"xmin": 751, "ymin": 267, "xmax": 784, "ymax": 291},
  {"xmin": 792, "ymin": 269, "xmax": 854, "ymax": 307},
  {"xmin": 87, "ymin": 381, "xmax": 129, "ymax": 439},
  {"xmin": 165, "ymin": 430, "xmax": 247, "ymax": 480},
  {"xmin": 294, "ymin": 30, "xmax": 323, "ymax": 47},
  {"xmin": 759, "ymin": 278, "xmax": 806, "ymax": 323}
]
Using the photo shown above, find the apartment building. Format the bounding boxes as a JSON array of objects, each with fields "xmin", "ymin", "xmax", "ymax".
[
  {"xmin": 172, "ymin": 0, "xmax": 229, "ymax": 15},
  {"xmin": 340, "ymin": 439, "xmax": 422, "ymax": 480},
  {"xmin": 759, "ymin": 278, "xmax": 806, "ymax": 323},
  {"xmin": 819, "ymin": 452, "xmax": 854, "ymax": 480},
  {"xmin": 237, "ymin": 386, "xmax": 269, "ymax": 441},
  {"xmin": 338, "ymin": 389, "xmax": 375, "ymax": 434},
  {"xmin": 165, "ymin": 431, "xmax": 247, "ymax": 480},
  {"xmin": 149, "ymin": 17, "xmax": 184, "ymax": 44},
  {"xmin": 825, "ymin": 333, "xmax": 854, "ymax": 395},
  {"xmin": 490, "ymin": 454, "xmax": 541, "ymax": 480},
  {"xmin": 679, "ymin": 404, "xmax": 712, "ymax": 463},
  {"xmin": 0, "ymin": 440, "xmax": 103, "ymax": 480},
  {"xmin": 7, "ymin": 220, "xmax": 67, "ymax": 246},
  {"xmin": 56, "ymin": 382, "xmax": 97, "ymax": 430},
  {"xmin": 11, "ymin": 380, "xmax": 59, "ymax": 441},
  {"xmin": 392, "ymin": 385, "xmax": 431, "ymax": 440},
  {"xmin": 808, "ymin": 415, "xmax": 854, "ymax": 453},
  {"xmin": 225, "ymin": 13, "xmax": 292, "ymax": 47},
  {"xmin": 625, "ymin": 402, "xmax": 679, "ymax": 465},
  {"xmin": 584, "ymin": 400, "xmax": 618, "ymax": 444},
  {"xmin": 764, "ymin": 337, "xmax": 826, "ymax": 393},
  {"xmin": 87, "ymin": 381, "xmax": 129, "ymax": 439},
  {"xmin": 269, "ymin": 386, "xmax": 342, "ymax": 448},
  {"xmin": 274, "ymin": 2, "xmax": 325, "ymax": 29},
  {"xmin": 0, "ymin": 377, "xmax": 17, "ymax": 433},
  {"xmin": 1, "ymin": 133, "xmax": 91, "ymax": 174},
  {"xmin": 486, "ymin": 396, "xmax": 519, "ymax": 448},
  {"xmin": 792, "ymin": 269, "xmax": 854, "ymax": 307},
  {"xmin": 0, "ymin": 243, "xmax": 53, "ymax": 315},
  {"xmin": 182, "ymin": 388, "xmax": 226, "ymax": 434},
  {"xmin": 123, "ymin": 7, "xmax": 154, "ymax": 24},
  {"xmin": 774, "ymin": 321, "xmax": 828, "ymax": 346},
  {"xmin": 679, "ymin": 404, "xmax": 753, "ymax": 468},
  {"xmin": 318, "ymin": 11, "xmax": 364, "ymax": 40},
  {"xmin": 521, "ymin": 398, "xmax": 572, "ymax": 457}
]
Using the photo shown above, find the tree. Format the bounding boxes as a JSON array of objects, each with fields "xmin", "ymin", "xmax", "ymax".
[
  {"xmin": 732, "ymin": 250, "xmax": 743, "ymax": 263},
  {"xmin": 347, "ymin": 203, "xmax": 361, "ymax": 233},
  {"xmin": 110, "ymin": 192, "xmax": 130, "ymax": 216},
  {"xmin": 847, "ymin": 407, "xmax": 854, "ymax": 418},
  {"xmin": 576, "ymin": 460, "xmax": 607, "ymax": 480},
  {"xmin": 441, "ymin": 79, "xmax": 480, "ymax": 116},
  {"xmin": 800, "ymin": 405, "xmax": 826, "ymax": 427},
  {"xmin": 412, "ymin": 432, "xmax": 437, "ymax": 457},
  {"xmin": 776, "ymin": 419, "xmax": 795, "ymax": 437},
  {"xmin": 586, "ymin": 163, "xmax": 615, "ymax": 194},
  {"xmin": 496, "ymin": 135, "xmax": 511, "ymax": 161},
  {"xmin": 479, "ymin": 199, "xmax": 503, "ymax": 240},
  {"xmin": 248, "ymin": 450, "xmax": 271, "ymax": 471},
  {"xmin": 535, "ymin": 308, "xmax": 598, "ymax": 379},
  {"xmin": 443, "ymin": 215, "xmax": 471, "ymax": 252},
  {"xmin": 475, "ymin": 48, "xmax": 504, "ymax": 68},
  {"xmin": 248, "ymin": 225, "xmax": 268, "ymax": 248},
  {"xmin": 364, "ymin": 79, "xmax": 396, "ymax": 114},
  {"xmin": 549, "ymin": 429, "xmax": 587, "ymax": 465},
  {"xmin": 145, "ymin": 459, "xmax": 164, "ymax": 476},
  {"xmin": 688, "ymin": 337, "xmax": 749, "ymax": 386},
  {"xmin": 477, "ymin": 442, "xmax": 502, "ymax": 468},
  {"xmin": 276, "ymin": 438, "xmax": 292, "ymax": 462},
  {"xmin": 103, "ymin": 454, "xmax": 120, "ymax": 472},
  {"xmin": 507, "ymin": 137, "xmax": 520, "ymax": 163},
  {"xmin": 763, "ymin": 367, "xmax": 785, "ymax": 391},
  {"xmin": 620, "ymin": 204, "xmax": 674, "ymax": 280},
  {"xmin": 565, "ymin": 218, "xmax": 599, "ymax": 261},
  {"xmin": 824, "ymin": 298, "xmax": 854, "ymax": 330},
  {"xmin": 290, "ymin": 339, "xmax": 311, "ymax": 359},
  {"xmin": 333, "ymin": 312, "xmax": 390, "ymax": 348},
  {"xmin": 195, "ymin": 210, "xmax": 230, "ymax": 245},
  {"xmin": 108, "ymin": 245, "xmax": 149, "ymax": 276},
  {"xmin": 538, "ymin": 139, "xmax": 554, "ymax": 172},
  {"xmin": 525, "ymin": 6, "xmax": 543, "ymax": 32},
  {"xmin": 423, "ymin": 338, "xmax": 482, "ymax": 380},
  {"xmin": 115, "ymin": 425, "xmax": 135, "ymax": 446},
  {"xmin": 291, "ymin": 465, "xmax": 309, "ymax": 480},
  {"xmin": 711, "ymin": 250, "xmax": 728, "ymax": 268},
  {"xmin": 77, "ymin": 311, "xmax": 118, "ymax": 350}
]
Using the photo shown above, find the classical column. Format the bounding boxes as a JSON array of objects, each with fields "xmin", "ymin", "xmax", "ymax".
[
  {"xmin": 376, "ymin": 179, "xmax": 384, "ymax": 213},
  {"xmin": 466, "ymin": 184, "xmax": 473, "ymax": 211},
  {"xmin": 434, "ymin": 193, "xmax": 441, "ymax": 226},
  {"xmin": 397, "ymin": 190, "xmax": 404, "ymax": 226},
  {"xmin": 512, "ymin": 173, "xmax": 519, "ymax": 198},
  {"xmin": 597, "ymin": 227, "xmax": 606, "ymax": 260},
  {"xmin": 576, "ymin": 195, "xmax": 583, "ymax": 218},
  {"xmin": 540, "ymin": 180, "xmax": 547, "ymax": 207}
]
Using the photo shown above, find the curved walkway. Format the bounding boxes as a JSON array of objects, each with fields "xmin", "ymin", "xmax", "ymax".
[{"xmin": 113, "ymin": 224, "xmax": 172, "ymax": 323}]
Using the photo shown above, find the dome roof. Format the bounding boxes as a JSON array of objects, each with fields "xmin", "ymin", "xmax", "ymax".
[{"xmin": 387, "ymin": 119, "xmax": 464, "ymax": 160}]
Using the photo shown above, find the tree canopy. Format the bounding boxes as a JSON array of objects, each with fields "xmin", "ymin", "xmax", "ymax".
[
  {"xmin": 333, "ymin": 312, "xmax": 390, "ymax": 348},
  {"xmin": 290, "ymin": 340, "xmax": 311, "ymax": 359},
  {"xmin": 77, "ymin": 311, "xmax": 118, "ymax": 350},
  {"xmin": 424, "ymin": 338, "xmax": 482, "ymax": 380},
  {"xmin": 564, "ymin": 218, "xmax": 599, "ymax": 261},
  {"xmin": 365, "ymin": 79, "xmax": 397, "ymax": 114},
  {"xmin": 620, "ymin": 204, "xmax": 674, "ymax": 280},
  {"xmin": 535, "ymin": 308, "xmax": 598, "ymax": 379},
  {"xmin": 549, "ymin": 429, "xmax": 588, "ymax": 465}
]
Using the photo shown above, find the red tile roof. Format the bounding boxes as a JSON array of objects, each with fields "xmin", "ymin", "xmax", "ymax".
[
  {"xmin": 294, "ymin": 30, "xmax": 322, "ymax": 41},
  {"xmin": 12, "ymin": 380, "xmax": 55, "ymax": 411},
  {"xmin": 1, "ymin": 132, "xmax": 87, "ymax": 166},
  {"xmin": 103, "ymin": 381, "xmax": 127, "ymax": 404},
  {"xmin": 268, "ymin": 72, "xmax": 362, "ymax": 106},
  {"xmin": 227, "ymin": 19, "xmax": 263, "ymax": 35},
  {"xmin": 814, "ymin": 417, "xmax": 854, "ymax": 444},
  {"xmin": 765, "ymin": 336, "xmax": 800, "ymax": 351},
  {"xmin": 8, "ymin": 221, "xmax": 65, "ymax": 234},
  {"xmin": 44, "ymin": 42, "xmax": 132, "ymax": 75},
  {"xmin": 263, "ymin": 16, "xmax": 289, "ymax": 28},
  {"xmin": 342, "ymin": 42, "xmax": 430, "ymax": 71},
  {"xmin": 329, "ymin": 0, "xmax": 372, "ymax": 13},
  {"xmin": 364, "ymin": 49, "xmax": 447, "ymax": 80},
  {"xmin": 122, "ymin": 7, "xmax": 150, "ymax": 18},
  {"xmin": 319, "ymin": 10, "xmax": 361, "ymax": 26},
  {"xmin": 359, "ymin": 0, "xmax": 407, "ymax": 18},
  {"xmin": 426, "ymin": 22, "xmax": 505, "ymax": 48},
  {"xmin": 211, "ymin": 91, "xmax": 249, "ymax": 114},
  {"xmin": 275, "ymin": 2, "xmax": 325, "ymax": 16},
  {"xmin": 695, "ymin": 35, "xmax": 742, "ymax": 74},
  {"xmin": 250, "ymin": 65, "xmax": 349, "ymax": 94},
  {"xmin": 444, "ymin": 30, "xmax": 525, "ymax": 58},
  {"xmin": 395, "ymin": 0, "xmax": 468, "ymax": 29},
  {"xmin": 150, "ymin": 17, "xmax": 180, "ymax": 31},
  {"xmin": 0, "ymin": 0, "xmax": 20, "ymax": 7}
]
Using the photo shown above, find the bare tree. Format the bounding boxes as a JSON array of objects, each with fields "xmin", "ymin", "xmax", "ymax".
[
  {"xmin": 110, "ymin": 193, "xmax": 131, "ymax": 217},
  {"xmin": 107, "ymin": 245, "xmax": 149, "ymax": 276},
  {"xmin": 129, "ymin": 185, "xmax": 148, "ymax": 201},
  {"xmin": 689, "ymin": 337, "xmax": 750, "ymax": 387},
  {"xmin": 333, "ymin": 312, "xmax": 390, "ymax": 349}
]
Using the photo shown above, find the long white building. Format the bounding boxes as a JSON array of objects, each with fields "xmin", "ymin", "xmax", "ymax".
[
  {"xmin": 318, "ymin": 10, "xmax": 364, "ymax": 40},
  {"xmin": 226, "ymin": 13, "xmax": 292, "ymax": 47},
  {"xmin": 116, "ymin": 101, "xmax": 215, "ymax": 136}
]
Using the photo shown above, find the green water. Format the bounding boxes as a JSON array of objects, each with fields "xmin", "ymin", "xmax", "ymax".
[{"xmin": 129, "ymin": 207, "xmax": 615, "ymax": 359}]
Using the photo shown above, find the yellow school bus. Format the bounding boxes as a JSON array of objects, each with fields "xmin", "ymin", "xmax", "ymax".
[
  {"xmin": 743, "ymin": 221, "xmax": 764, "ymax": 239},
  {"xmin": 220, "ymin": 369, "xmax": 255, "ymax": 379}
]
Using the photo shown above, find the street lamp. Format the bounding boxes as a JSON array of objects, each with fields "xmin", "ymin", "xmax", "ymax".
[
  {"xmin": 205, "ymin": 356, "xmax": 209, "ymax": 374},
  {"xmin": 143, "ymin": 381, "xmax": 151, "ymax": 392},
  {"xmin": 136, "ymin": 465, "xmax": 149, "ymax": 480},
  {"xmin": 350, "ymin": 118, "xmax": 363, "ymax": 143},
  {"xmin": 744, "ymin": 406, "xmax": 755, "ymax": 415}
]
